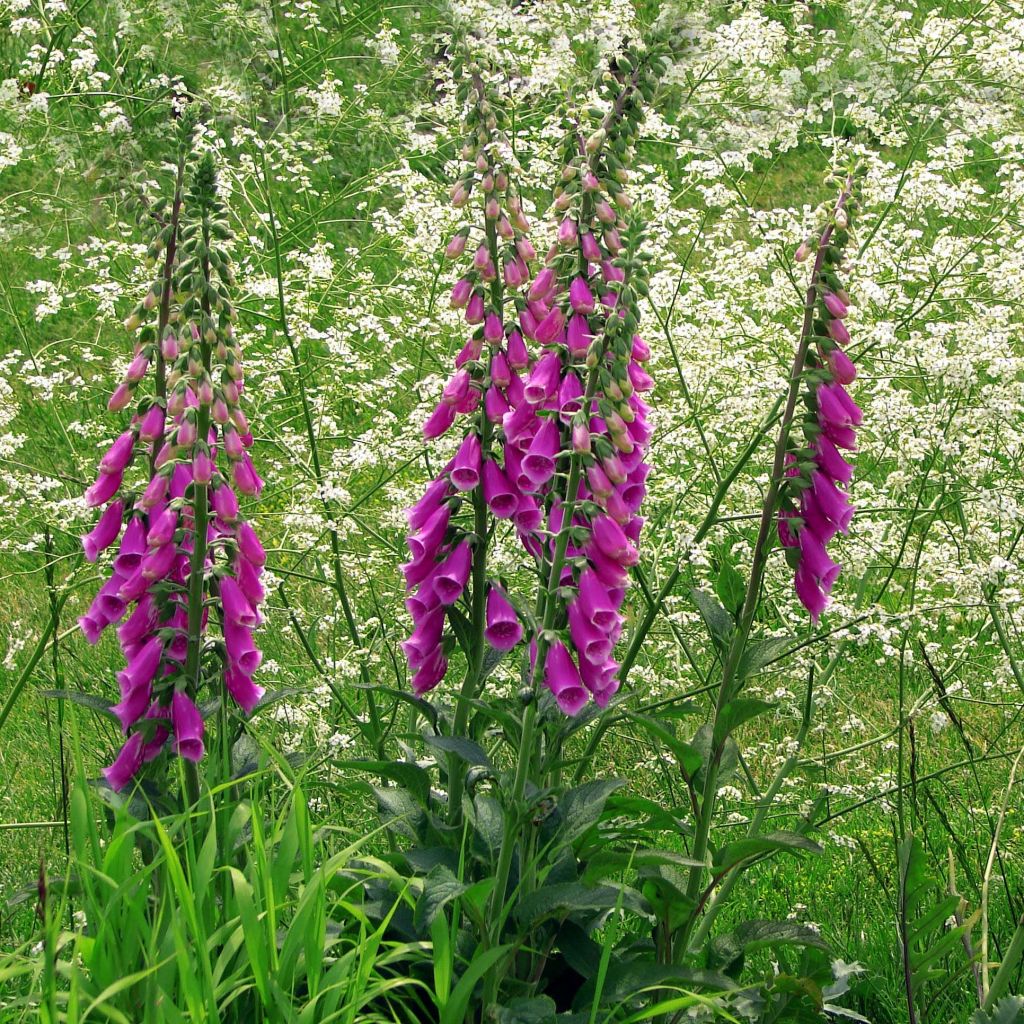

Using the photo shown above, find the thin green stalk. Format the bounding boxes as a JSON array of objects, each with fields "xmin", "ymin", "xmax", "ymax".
[
  {"xmin": 260, "ymin": 154, "xmax": 384, "ymax": 754},
  {"xmin": 677, "ymin": 177, "xmax": 853, "ymax": 957},
  {"xmin": 181, "ymin": 218, "xmax": 214, "ymax": 809}
]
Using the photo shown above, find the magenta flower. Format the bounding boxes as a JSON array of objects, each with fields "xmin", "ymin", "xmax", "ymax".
[
  {"xmin": 451, "ymin": 432, "xmax": 482, "ymax": 491},
  {"xmin": 103, "ymin": 732, "xmax": 145, "ymax": 792},
  {"xmin": 543, "ymin": 642, "xmax": 589, "ymax": 716},
  {"xmin": 433, "ymin": 541, "xmax": 472, "ymax": 606},
  {"xmin": 82, "ymin": 499, "xmax": 124, "ymax": 562},
  {"xmin": 171, "ymin": 690, "xmax": 205, "ymax": 762},
  {"xmin": 484, "ymin": 587, "xmax": 523, "ymax": 651}
]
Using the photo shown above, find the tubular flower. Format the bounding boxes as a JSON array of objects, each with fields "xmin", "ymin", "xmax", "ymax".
[
  {"xmin": 78, "ymin": 142, "xmax": 265, "ymax": 791},
  {"xmin": 778, "ymin": 174, "xmax": 860, "ymax": 622}
]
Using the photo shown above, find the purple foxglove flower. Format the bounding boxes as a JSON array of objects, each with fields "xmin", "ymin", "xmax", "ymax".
[
  {"xmin": 602, "ymin": 453, "xmax": 627, "ymax": 485},
  {"xmin": 581, "ymin": 232, "xmax": 601, "ymax": 262},
  {"xmin": 589, "ymin": 546, "xmax": 629, "ymax": 588},
  {"xmin": 828, "ymin": 319, "xmax": 851, "ymax": 346},
  {"xmin": 568, "ymin": 601, "xmax": 614, "ymax": 666},
  {"xmin": 118, "ymin": 567, "xmax": 150, "ymax": 604},
  {"xmin": 798, "ymin": 526, "xmax": 842, "ymax": 592},
  {"xmin": 587, "ymin": 464, "xmax": 613, "ymax": 498},
  {"xmin": 405, "ymin": 585, "xmax": 439, "ymax": 621},
  {"xmin": 490, "ymin": 352, "xmax": 511, "ymax": 387},
  {"xmin": 484, "ymin": 313, "xmax": 503, "ymax": 342},
  {"xmin": 408, "ymin": 504, "xmax": 451, "ymax": 562},
  {"xmin": 234, "ymin": 555, "xmax": 265, "ymax": 607},
  {"xmin": 573, "ymin": 423, "xmax": 592, "ymax": 453},
  {"xmin": 139, "ymin": 473, "xmax": 169, "ymax": 510},
  {"xmin": 451, "ymin": 278, "xmax": 472, "ymax": 309},
  {"xmin": 628, "ymin": 361, "xmax": 654, "ymax": 392},
  {"xmin": 442, "ymin": 369, "xmax": 471, "ymax": 407},
  {"xmin": 125, "ymin": 350, "xmax": 150, "ymax": 382},
  {"xmin": 433, "ymin": 540, "xmax": 472, "ymax": 605},
  {"xmin": 171, "ymin": 690, "xmax": 205, "ymax": 762},
  {"xmin": 85, "ymin": 468, "xmax": 123, "ymax": 507},
  {"xmin": 503, "ymin": 404, "xmax": 538, "ymax": 452},
  {"xmin": 810, "ymin": 471, "xmax": 854, "ymax": 533},
  {"xmin": 466, "ymin": 292, "xmax": 485, "ymax": 325},
  {"xmin": 506, "ymin": 329, "xmax": 529, "ymax": 370},
  {"xmin": 794, "ymin": 562, "xmax": 828, "ymax": 622},
  {"xmin": 567, "ymin": 313, "xmax": 593, "ymax": 357},
  {"xmin": 533, "ymin": 307, "xmax": 565, "ymax": 346},
  {"xmin": 591, "ymin": 514, "xmax": 639, "ymax": 567},
  {"xmin": 111, "ymin": 678, "xmax": 152, "ymax": 733},
  {"xmin": 450, "ymin": 432, "xmax": 482, "ymax": 491},
  {"xmin": 483, "ymin": 460, "xmax": 517, "ymax": 519},
  {"xmin": 108, "ymin": 382, "xmax": 133, "ymax": 412},
  {"xmin": 503, "ymin": 257, "xmax": 526, "ymax": 289},
  {"xmin": 529, "ymin": 267, "xmax": 556, "ymax": 302},
  {"xmin": 141, "ymin": 539, "xmax": 176, "ymax": 581},
  {"xmin": 506, "ymin": 373, "xmax": 525, "ymax": 407},
  {"xmin": 147, "ymin": 507, "xmax": 178, "ymax": 549},
  {"xmin": 113, "ymin": 517, "xmax": 147, "ymax": 576},
  {"xmin": 82, "ymin": 499, "xmax": 124, "ymax": 561},
  {"xmin": 778, "ymin": 509, "xmax": 799, "ymax": 548},
  {"xmin": 138, "ymin": 404, "xmax": 165, "ymax": 442},
  {"xmin": 99, "ymin": 431, "xmax": 136, "ymax": 475},
  {"xmin": 558, "ymin": 217, "xmax": 578, "ymax": 245},
  {"xmin": 226, "ymin": 666, "xmax": 264, "ymax": 714},
  {"xmin": 524, "ymin": 352, "xmax": 562, "ymax": 404},
  {"xmin": 818, "ymin": 382, "xmax": 862, "ymax": 429},
  {"xmin": 484, "ymin": 587, "xmax": 522, "ymax": 651},
  {"xmin": 225, "ymin": 620, "xmax": 262, "ymax": 676},
  {"xmin": 514, "ymin": 493, "xmax": 542, "ymax": 532},
  {"xmin": 569, "ymin": 276, "xmax": 596, "ymax": 314},
  {"xmin": 519, "ymin": 307, "xmax": 540, "ymax": 341},
  {"xmin": 122, "ymin": 635, "xmax": 164, "ymax": 691},
  {"xmin": 558, "ymin": 373, "xmax": 584, "ymax": 423},
  {"xmin": 236, "ymin": 520, "xmax": 267, "ymax": 567},
  {"xmin": 423, "ymin": 400, "xmax": 457, "ymax": 439},
  {"xmin": 454, "ymin": 388, "xmax": 480, "ymax": 415},
  {"xmin": 220, "ymin": 575, "xmax": 258, "ymax": 626},
  {"xmin": 176, "ymin": 417, "xmax": 198, "ymax": 448},
  {"xmin": 814, "ymin": 435, "xmax": 853, "ymax": 484},
  {"xmin": 603, "ymin": 228, "xmax": 623, "ymax": 255},
  {"xmin": 193, "ymin": 451, "xmax": 214, "ymax": 485},
  {"xmin": 802, "ymin": 493, "xmax": 840, "ymax": 544},
  {"xmin": 445, "ymin": 233, "xmax": 467, "ymax": 259},
  {"xmin": 517, "ymin": 237, "xmax": 536, "ymax": 262},
  {"xmin": 411, "ymin": 646, "xmax": 448, "ymax": 696},
  {"xmin": 827, "ymin": 349, "xmax": 856, "ymax": 385},
  {"xmin": 118, "ymin": 595, "xmax": 156, "ymax": 647},
  {"xmin": 103, "ymin": 732, "xmax": 145, "ymax": 792},
  {"xmin": 602, "ymin": 487, "xmax": 632, "ymax": 525},
  {"xmin": 485, "ymin": 386, "xmax": 510, "ymax": 423},
  {"xmin": 224, "ymin": 427, "xmax": 244, "ymax": 459},
  {"xmin": 595, "ymin": 200, "xmax": 615, "ymax": 224},
  {"xmin": 407, "ymin": 473, "xmax": 451, "ymax": 531},
  {"xmin": 403, "ymin": 549, "xmax": 440, "ymax": 590},
  {"xmin": 522, "ymin": 418, "xmax": 560, "ymax": 486},
  {"xmin": 401, "ymin": 605, "xmax": 445, "ymax": 665},
  {"xmin": 823, "ymin": 292, "xmax": 848, "ymax": 319},
  {"xmin": 631, "ymin": 335, "xmax": 650, "ymax": 362},
  {"xmin": 212, "ymin": 484, "xmax": 239, "ymax": 523},
  {"xmin": 455, "ymin": 338, "xmax": 483, "ymax": 369},
  {"xmin": 233, "ymin": 453, "xmax": 263, "ymax": 497},
  {"xmin": 543, "ymin": 641, "xmax": 589, "ymax": 716},
  {"xmin": 78, "ymin": 613, "xmax": 104, "ymax": 645},
  {"xmin": 473, "ymin": 243, "xmax": 491, "ymax": 270}
]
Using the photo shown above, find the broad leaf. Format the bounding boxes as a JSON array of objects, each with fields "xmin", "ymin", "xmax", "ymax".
[
  {"xmin": 423, "ymin": 733, "xmax": 493, "ymax": 769},
  {"xmin": 691, "ymin": 588, "xmax": 733, "ymax": 649},
  {"xmin": 714, "ymin": 831, "xmax": 822, "ymax": 870},
  {"xmin": 713, "ymin": 698, "xmax": 775, "ymax": 745},
  {"xmin": 494, "ymin": 996, "xmax": 557, "ymax": 1024},
  {"xmin": 414, "ymin": 864, "xmax": 468, "ymax": 931},
  {"xmin": 515, "ymin": 881, "xmax": 650, "ymax": 928},
  {"xmin": 40, "ymin": 689, "xmax": 116, "ymax": 720},
  {"xmin": 556, "ymin": 778, "xmax": 625, "ymax": 845}
]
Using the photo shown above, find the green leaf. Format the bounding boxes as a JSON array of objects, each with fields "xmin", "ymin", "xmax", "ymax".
[
  {"xmin": 690, "ymin": 588, "xmax": 733, "ymax": 649},
  {"xmin": 738, "ymin": 637, "xmax": 794, "ymax": 678},
  {"xmin": 441, "ymin": 945, "xmax": 513, "ymax": 1024},
  {"xmin": 446, "ymin": 604, "xmax": 474, "ymax": 658},
  {"xmin": 494, "ymin": 996, "xmax": 557, "ymax": 1024},
  {"xmin": 423, "ymin": 733, "xmax": 493, "ymax": 769},
  {"xmin": 370, "ymin": 784, "xmax": 425, "ymax": 840},
  {"xmin": 713, "ymin": 698, "xmax": 775, "ymax": 745},
  {"xmin": 515, "ymin": 882, "xmax": 649, "ymax": 928},
  {"xmin": 626, "ymin": 714, "xmax": 702, "ymax": 776},
  {"xmin": 692, "ymin": 724, "xmax": 738, "ymax": 792},
  {"xmin": 557, "ymin": 779, "xmax": 625, "ymax": 845},
  {"xmin": 732, "ymin": 919, "xmax": 829, "ymax": 952},
  {"xmin": 468, "ymin": 794, "xmax": 504, "ymax": 857},
  {"xmin": 414, "ymin": 864, "xmax": 469, "ymax": 931},
  {"xmin": 715, "ymin": 563, "xmax": 745, "ymax": 617},
  {"xmin": 343, "ymin": 759, "xmax": 432, "ymax": 807},
  {"xmin": 714, "ymin": 831, "xmax": 822, "ymax": 870},
  {"xmin": 40, "ymin": 689, "xmax": 116, "ymax": 720}
]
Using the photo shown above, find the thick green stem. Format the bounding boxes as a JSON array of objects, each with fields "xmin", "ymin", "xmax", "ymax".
[{"xmin": 447, "ymin": 196, "xmax": 502, "ymax": 822}]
